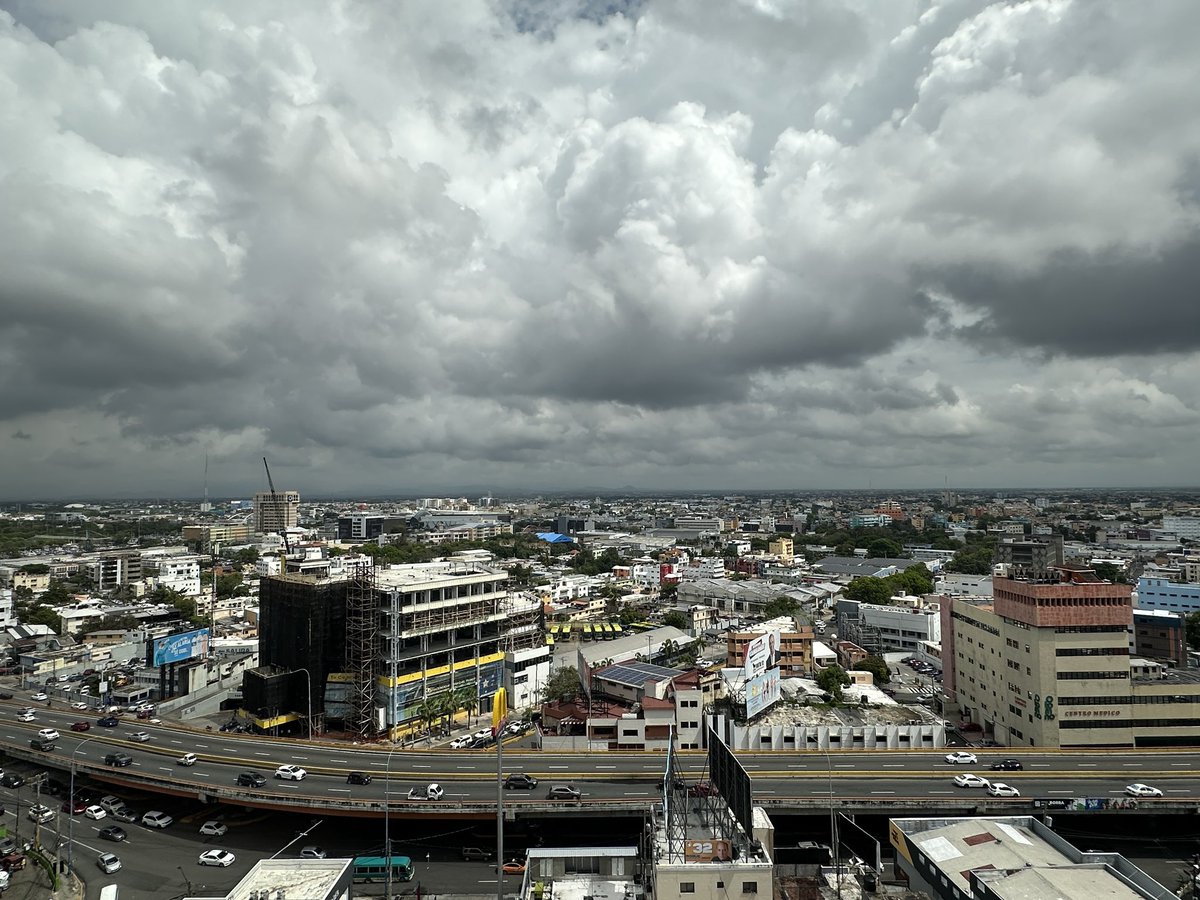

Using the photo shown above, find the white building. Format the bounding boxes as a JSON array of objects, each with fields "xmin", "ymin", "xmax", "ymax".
[
  {"xmin": 548, "ymin": 574, "xmax": 592, "ymax": 602},
  {"xmin": 1162, "ymin": 516, "xmax": 1200, "ymax": 540},
  {"xmin": 679, "ymin": 556, "xmax": 726, "ymax": 580},
  {"xmin": 936, "ymin": 573, "xmax": 994, "ymax": 596},
  {"xmin": 155, "ymin": 555, "xmax": 203, "ymax": 597},
  {"xmin": 504, "ymin": 644, "xmax": 551, "ymax": 713}
]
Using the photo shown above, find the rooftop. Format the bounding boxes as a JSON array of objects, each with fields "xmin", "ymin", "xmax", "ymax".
[
  {"xmin": 593, "ymin": 661, "xmax": 684, "ymax": 688},
  {"xmin": 188, "ymin": 858, "xmax": 352, "ymax": 900}
]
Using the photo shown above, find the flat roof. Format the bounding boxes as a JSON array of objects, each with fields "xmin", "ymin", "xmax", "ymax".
[
  {"xmin": 594, "ymin": 661, "xmax": 684, "ymax": 687},
  {"xmin": 188, "ymin": 858, "xmax": 352, "ymax": 900}
]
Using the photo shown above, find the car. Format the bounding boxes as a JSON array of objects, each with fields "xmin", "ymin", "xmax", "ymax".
[
  {"xmin": 499, "ymin": 859, "xmax": 527, "ymax": 875},
  {"xmin": 129, "ymin": 731, "xmax": 151, "ymax": 743},
  {"xmin": 70, "ymin": 721, "xmax": 90, "ymax": 732},
  {"xmin": 198, "ymin": 850, "xmax": 236, "ymax": 867},
  {"xmin": 505, "ymin": 721, "xmax": 529, "ymax": 736},
  {"xmin": 547, "ymin": 784, "xmax": 582, "ymax": 801},
  {"xmin": 111, "ymin": 807, "xmax": 138, "ymax": 823},
  {"xmin": 953, "ymin": 773, "xmax": 990, "ymax": 789},
  {"xmin": 98, "ymin": 826, "xmax": 127, "ymax": 843},
  {"xmin": 1, "ymin": 774, "xmax": 23, "ymax": 789},
  {"xmin": 275, "ymin": 764, "xmax": 307, "ymax": 781},
  {"xmin": 141, "ymin": 811, "xmax": 174, "ymax": 829},
  {"xmin": 987, "ymin": 783, "xmax": 1020, "ymax": 797},
  {"xmin": 990, "ymin": 759, "xmax": 1023, "ymax": 771},
  {"xmin": 462, "ymin": 847, "xmax": 495, "ymax": 861},
  {"xmin": 30, "ymin": 736, "xmax": 56, "ymax": 751},
  {"xmin": 104, "ymin": 753, "xmax": 133, "ymax": 768},
  {"xmin": 504, "ymin": 773, "xmax": 538, "ymax": 790},
  {"xmin": 30, "ymin": 692, "xmax": 47, "ymax": 701},
  {"xmin": 236, "ymin": 772, "xmax": 267, "ymax": 788},
  {"xmin": 96, "ymin": 853, "xmax": 122, "ymax": 874},
  {"xmin": 945, "ymin": 751, "xmax": 978, "ymax": 765},
  {"xmin": 36, "ymin": 728, "xmax": 59, "ymax": 741},
  {"xmin": 0, "ymin": 692, "xmax": 12, "ymax": 700},
  {"xmin": 687, "ymin": 782, "xmax": 718, "ymax": 798},
  {"xmin": 408, "ymin": 783, "xmax": 445, "ymax": 801},
  {"xmin": 346, "ymin": 771, "xmax": 372, "ymax": 785},
  {"xmin": 473, "ymin": 728, "xmax": 492, "ymax": 741},
  {"xmin": 1125, "ymin": 783, "xmax": 1163, "ymax": 798},
  {"xmin": 17, "ymin": 711, "xmax": 34, "ymax": 722},
  {"xmin": 449, "ymin": 736, "xmax": 473, "ymax": 749},
  {"xmin": 97, "ymin": 716, "xmax": 119, "ymax": 727},
  {"xmin": 84, "ymin": 805, "xmax": 107, "ymax": 820},
  {"xmin": 61, "ymin": 798, "xmax": 88, "ymax": 815},
  {"xmin": 199, "ymin": 821, "xmax": 227, "ymax": 837},
  {"xmin": 299, "ymin": 846, "xmax": 326, "ymax": 859},
  {"xmin": 178, "ymin": 753, "xmax": 198, "ymax": 767},
  {"xmin": 27, "ymin": 804, "xmax": 54, "ymax": 824}
]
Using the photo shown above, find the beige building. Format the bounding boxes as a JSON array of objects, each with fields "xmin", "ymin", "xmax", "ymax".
[
  {"xmin": 767, "ymin": 537, "xmax": 794, "ymax": 564},
  {"xmin": 0, "ymin": 568, "xmax": 50, "ymax": 594},
  {"xmin": 182, "ymin": 522, "xmax": 252, "ymax": 552},
  {"xmin": 726, "ymin": 616, "xmax": 813, "ymax": 676},
  {"xmin": 254, "ymin": 490, "xmax": 300, "ymax": 534},
  {"xmin": 944, "ymin": 566, "xmax": 1200, "ymax": 748}
]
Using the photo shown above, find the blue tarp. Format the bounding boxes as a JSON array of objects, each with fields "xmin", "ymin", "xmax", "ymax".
[{"xmin": 535, "ymin": 532, "xmax": 575, "ymax": 543}]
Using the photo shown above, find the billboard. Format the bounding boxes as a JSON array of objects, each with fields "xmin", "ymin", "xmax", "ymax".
[
  {"xmin": 150, "ymin": 628, "xmax": 210, "ymax": 666},
  {"xmin": 745, "ymin": 667, "xmax": 780, "ymax": 719},
  {"xmin": 744, "ymin": 632, "xmax": 774, "ymax": 678}
]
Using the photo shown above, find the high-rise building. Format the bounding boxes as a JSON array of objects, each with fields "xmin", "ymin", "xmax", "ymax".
[
  {"xmin": 943, "ymin": 566, "xmax": 1200, "ymax": 748},
  {"xmin": 993, "ymin": 534, "xmax": 1064, "ymax": 573},
  {"xmin": 254, "ymin": 490, "xmax": 299, "ymax": 534}
]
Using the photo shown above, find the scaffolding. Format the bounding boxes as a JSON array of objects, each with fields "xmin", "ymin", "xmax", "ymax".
[{"xmin": 345, "ymin": 562, "xmax": 379, "ymax": 738}]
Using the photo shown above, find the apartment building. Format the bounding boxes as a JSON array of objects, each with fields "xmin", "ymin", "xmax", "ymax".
[
  {"xmin": 944, "ymin": 566, "xmax": 1200, "ymax": 748},
  {"xmin": 182, "ymin": 522, "xmax": 252, "ymax": 552},
  {"xmin": 153, "ymin": 555, "xmax": 203, "ymax": 596},
  {"xmin": 1135, "ymin": 576, "xmax": 1200, "ymax": 613},
  {"xmin": 726, "ymin": 616, "xmax": 813, "ymax": 677},
  {"xmin": 767, "ymin": 537, "xmax": 793, "ymax": 564},
  {"xmin": 88, "ymin": 552, "xmax": 142, "ymax": 591},
  {"xmin": 253, "ymin": 490, "xmax": 300, "ymax": 533}
]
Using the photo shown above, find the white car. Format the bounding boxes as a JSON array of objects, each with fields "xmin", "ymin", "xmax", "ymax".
[
  {"xmin": 199, "ymin": 820, "xmax": 228, "ymax": 837},
  {"xmin": 30, "ymin": 692, "xmax": 48, "ymax": 701},
  {"xmin": 141, "ymin": 811, "xmax": 174, "ymax": 829},
  {"xmin": 17, "ymin": 711, "xmax": 35, "ymax": 722},
  {"xmin": 129, "ymin": 731, "xmax": 151, "ymax": 743},
  {"xmin": 97, "ymin": 852, "xmax": 122, "ymax": 874},
  {"xmin": 473, "ymin": 728, "xmax": 492, "ymax": 741},
  {"xmin": 198, "ymin": 849, "xmax": 236, "ymax": 867},
  {"xmin": 84, "ymin": 805, "xmax": 108, "ymax": 820},
  {"xmin": 987, "ymin": 783, "xmax": 1020, "ymax": 797},
  {"xmin": 1125, "ymin": 783, "xmax": 1163, "ymax": 798},
  {"xmin": 37, "ymin": 728, "xmax": 60, "ymax": 741},
  {"xmin": 300, "ymin": 846, "xmax": 327, "ymax": 859},
  {"xmin": 953, "ymin": 773, "xmax": 990, "ymax": 789},
  {"xmin": 944, "ymin": 751, "xmax": 978, "ymax": 765},
  {"xmin": 449, "ymin": 736, "xmax": 473, "ymax": 749},
  {"xmin": 71, "ymin": 701, "xmax": 88, "ymax": 710},
  {"xmin": 275, "ymin": 764, "xmax": 307, "ymax": 781}
]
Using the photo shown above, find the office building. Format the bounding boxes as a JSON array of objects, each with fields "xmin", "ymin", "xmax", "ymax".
[
  {"xmin": 837, "ymin": 597, "xmax": 941, "ymax": 654},
  {"xmin": 253, "ymin": 490, "xmax": 300, "ymax": 534},
  {"xmin": 182, "ymin": 522, "xmax": 252, "ymax": 553},
  {"xmin": 336, "ymin": 512, "xmax": 408, "ymax": 542},
  {"xmin": 1131, "ymin": 607, "xmax": 1186, "ymax": 667},
  {"xmin": 88, "ymin": 552, "xmax": 142, "ymax": 592},
  {"xmin": 993, "ymin": 534, "xmax": 1064, "ymax": 573},
  {"xmin": 1162, "ymin": 515, "xmax": 1200, "ymax": 540},
  {"xmin": 1135, "ymin": 575, "xmax": 1200, "ymax": 613},
  {"xmin": 726, "ymin": 616, "xmax": 813, "ymax": 676},
  {"xmin": 944, "ymin": 566, "xmax": 1200, "ymax": 748}
]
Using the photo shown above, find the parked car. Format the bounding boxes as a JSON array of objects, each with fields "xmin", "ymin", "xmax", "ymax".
[
  {"xmin": 944, "ymin": 751, "xmax": 978, "ymax": 765},
  {"xmin": 990, "ymin": 759, "xmax": 1023, "ymax": 771},
  {"xmin": 84, "ymin": 805, "xmax": 108, "ymax": 820},
  {"xmin": 111, "ymin": 807, "xmax": 138, "ymax": 823},
  {"xmin": 500, "ymin": 859, "xmax": 526, "ymax": 875},
  {"xmin": 198, "ymin": 850, "xmax": 236, "ymax": 867},
  {"xmin": 449, "ymin": 736, "xmax": 473, "ymax": 749},
  {"xmin": 462, "ymin": 847, "xmax": 495, "ymax": 861},
  {"xmin": 199, "ymin": 821, "xmax": 227, "ymax": 837},
  {"xmin": 275, "ymin": 764, "xmax": 307, "ymax": 781},
  {"xmin": 346, "ymin": 771, "xmax": 372, "ymax": 785},
  {"xmin": 61, "ymin": 798, "xmax": 88, "ymax": 815},
  {"xmin": 547, "ymin": 784, "xmax": 582, "ymax": 801},
  {"xmin": 987, "ymin": 783, "xmax": 1020, "ymax": 797},
  {"xmin": 96, "ymin": 853, "xmax": 122, "ymax": 874},
  {"xmin": 236, "ymin": 772, "xmax": 267, "ymax": 788},
  {"xmin": 141, "ymin": 811, "xmax": 174, "ymax": 829},
  {"xmin": 1125, "ymin": 783, "xmax": 1163, "ymax": 798},
  {"xmin": 30, "ymin": 692, "xmax": 47, "ymax": 702},
  {"xmin": 503, "ymin": 773, "xmax": 538, "ymax": 790},
  {"xmin": 1, "ymin": 774, "xmax": 23, "ymax": 789},
  {"xmin": 299, "ymin": 846, "xmax": 327, "ymax": 859},
  {"xmin": 98, "ymin": 826, "xmax": 127, "ymax": 842}
]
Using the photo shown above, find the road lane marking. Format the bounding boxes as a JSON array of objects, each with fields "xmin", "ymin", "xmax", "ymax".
[
  {"xmin": 328, "ymin": 788, "xmax": 351, "ymax": 793},
  {"xmin": 170, "ymin": 739, "xmax": 182, "ymax": 745},
  {"xmin": 290, "ymin": 756, "xmax": 308, "ymax": 761},
  {"xmin": 870, "ymin": 791, "xmax": 895, "ymax": 795}
]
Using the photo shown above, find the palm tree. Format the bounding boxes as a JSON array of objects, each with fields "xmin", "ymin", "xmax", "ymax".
[
  {"xmin": 435, "ymin": 692, "xmax": 458, "ymax": 736},
  {"xmin": 661, "ymin": 639, "xmax": 678, "ymax": 661},
  {"xmin": 414, "ymin": 697, "xmax": 440, "ymax": 739},
  {"xmin": 455, "ymin": 686, "xmax": 480, "ymax": 727}
]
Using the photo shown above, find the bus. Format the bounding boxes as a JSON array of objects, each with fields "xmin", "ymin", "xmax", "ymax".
[
  {"xmin": 545, "ymin": 635, "xmax": 555, "ymax": 647},
  {"xmin": 352, "ymin": 856, "xmax": 415, "ymax": 883},
  {"xmin": 582, "ymin": 624, "xmax": 592, "ymax": 641},
  {"xmin": 628, "ymin": 622, "xmax": 656, "ymax": 633},
  {"xmin": 600, "ymin": 623, "xmax": 614, "ymax": 640}
]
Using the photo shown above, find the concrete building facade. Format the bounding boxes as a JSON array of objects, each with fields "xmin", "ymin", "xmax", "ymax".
[{"xmin": 253, "ymin": 490, "xmax": 300, "ymax": 534}]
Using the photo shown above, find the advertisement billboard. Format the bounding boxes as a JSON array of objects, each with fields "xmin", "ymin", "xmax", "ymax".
[
  {"xmin": 745, "ymin": 667, "xmax": 780, "ymax": 719},
  {"xmin": 743, "ymin": 633, "xmax": 773, "ymax": 678},
  {"xmin": 150, "ymin": 628, "xmax": 210, "ymax": 666}
]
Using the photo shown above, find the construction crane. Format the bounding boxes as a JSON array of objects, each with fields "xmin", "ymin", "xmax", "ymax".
[{"xmin": 262, "ymin": 456, "xmax": 292, "ymax": 571}]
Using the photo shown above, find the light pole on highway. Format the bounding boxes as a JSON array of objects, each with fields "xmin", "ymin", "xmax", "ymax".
[
  {"xmin": 67, "ymin": 736, "xmax": 97, "ymax": 871},
  {"xmin": 385, "ymin": 743, "xmax": 396, "ymax": 900},
  {"xmin": 824, "ymin": 746, "xmax": 841, "ymax": 900},
  {"xmin": 294, "ymin": 666, "xmax": 315, "ymax": 737}
]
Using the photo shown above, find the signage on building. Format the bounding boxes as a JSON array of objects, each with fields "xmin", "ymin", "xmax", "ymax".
[
  {"xmin": 684, "ymin": 840, "xmax": 732, "ymax": 862},
  {"xmin": 149, "ymin": 628, "xmax": 210, "ymax": 666},
  {"xmin": 1060, "ymin": 709, "xmax": 1123, "ymax": 718},
  {"xmin": 745, "ymin": 667, "xmax": 781, "ymax": 718},
  {"xmin": 744, "ymin": 633, "xmax": 774, "ymax": 678}
]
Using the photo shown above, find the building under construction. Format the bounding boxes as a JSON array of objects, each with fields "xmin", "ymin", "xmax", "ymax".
[{"xmin": 243, "ymin": 559, "xmax": 547, "ymax": 737}]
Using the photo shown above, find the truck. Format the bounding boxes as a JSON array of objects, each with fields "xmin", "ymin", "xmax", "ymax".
[{"xmin": 406, "ymin": 783, "xmax": 444, "ymax": 801}]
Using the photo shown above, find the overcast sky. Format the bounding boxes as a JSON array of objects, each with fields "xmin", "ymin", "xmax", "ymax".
[{"xmin": 2, "ymin": 1, "xmax": 1199, "ymax": 500}]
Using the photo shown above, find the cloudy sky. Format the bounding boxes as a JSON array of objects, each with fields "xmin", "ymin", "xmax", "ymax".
[{"xmin": 2, "ymin": 0, "xmax": 1199, "ymax": 500}]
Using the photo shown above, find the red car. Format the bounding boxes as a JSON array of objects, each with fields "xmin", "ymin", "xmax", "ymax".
[
  {"xmin": 687, "ymin": 782, "xmax": 718, "ymax": 798},
  {"xmin": 71, "ymin": 721, "xmax": 91, "ymax": 732},
  {"xmin": 61, "ymin": 798, "xmax": 88, "ymax": 815}
]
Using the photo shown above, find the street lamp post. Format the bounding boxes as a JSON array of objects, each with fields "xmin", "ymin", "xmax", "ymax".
[
  {"xmin": 67, "ymin": 737, "xmax": 96, "ymax": 871},
  {"xmin": 294, "ymin": 667, "xmax": 315, "ymax": 738},
  {"xmin": 385, "ymin": 744, "xmax": 396, "ymax": 900}
]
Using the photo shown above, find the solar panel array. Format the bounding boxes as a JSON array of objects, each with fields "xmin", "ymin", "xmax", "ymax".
[{"xmin": 595, "ymin": 661, "xmax": 681, "ymax": 687}]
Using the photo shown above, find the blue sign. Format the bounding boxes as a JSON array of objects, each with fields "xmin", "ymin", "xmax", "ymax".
[{"xmin": 151, "ymin": 628, "xmax": 210, "ymax": 666}]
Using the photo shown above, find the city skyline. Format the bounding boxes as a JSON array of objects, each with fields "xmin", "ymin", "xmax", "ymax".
[{"xmin": 3, "ymin": 2, "xmax": 1200, "ymax": 498}]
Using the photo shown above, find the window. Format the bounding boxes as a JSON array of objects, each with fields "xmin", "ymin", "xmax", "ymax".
[
  {"xmin": 680, "ymin": 884, "xmax": 695, "ymax": 894},
  {"xmin": 742, "ymin": 883, "xmax": 758, "ymax": 894}
]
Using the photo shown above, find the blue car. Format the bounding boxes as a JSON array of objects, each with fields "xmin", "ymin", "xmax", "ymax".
[{"xmin": 97, "ymin": 716, "xmax": 120, "ymax": 727}]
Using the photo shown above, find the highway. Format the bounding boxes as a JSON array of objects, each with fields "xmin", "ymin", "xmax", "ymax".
[{"xmin": 4, "ymin": 699, "xmax": 1200, "ymax": 815}]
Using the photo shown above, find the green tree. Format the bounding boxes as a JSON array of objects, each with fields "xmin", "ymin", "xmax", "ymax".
[
  {"xmin": 945, "ymin": 540, "xmax": 997, "ymax": 575},
  {"xmin": 453, "ymin": 685, "xmax": 480, "ymax": 726},
  {"xmin": 12, "ymin": 585, "xmax": 33, "ymax": 605},
  {"xmin": 852, "ymin": 654, "xmax": 891, "ymax": 685},
  {"xmin": 1092, "ymin": 562, "xmax": 1127, "ymax": 584},
  {"xmin": 815, "ymin": 665, "xmax": 851, "ymax": 703},
  {"xmin": 41, "ymin": 579, "xmax": 72, "ymax": 607},
  {"xmin": 542, "ymin": 666, "xmax": 582, "ymax": 704},
  {"xmin": 866, "ymin": 538, "xmax": 903, "ymax": 559},
  {"xmin": 761, "ymin": 596, "xmax": 799, "ymax": 619},
  {"xmin": 214, "ymin": 573, "xmax": 243, "ymax": 599},
  {"xmin": 17, "ymin": 563, "xmax": 50, "ymax": 575},
  {"xmin": 1186, "ymin": 612, "xmax": 1200, "ymax": 650},
  {"xmin": 414, "ymin": 697, "xmax": 441, "ymax": 738},
  {"xmin": 25, "ymin": 605, "xmax": 62, "ymax": 633},
  {"xmin": 662, "ymin": 610, "xmax": 688, "ymax": 630},
  {"xmin": 659, "ymin": 582, "xmax": 678, "ymax": 601},
  {"xmin": 845, "ymin": 578, "xmax": 893, "ymax": 604},
  {"xmin": 892, "ymin": 564, "xmax": 934, "ymax": 596}
]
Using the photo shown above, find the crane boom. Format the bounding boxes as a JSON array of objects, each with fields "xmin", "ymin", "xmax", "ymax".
[{"xmin": 262, "ymin": 456, "xmax": 292, "ymax": 557}]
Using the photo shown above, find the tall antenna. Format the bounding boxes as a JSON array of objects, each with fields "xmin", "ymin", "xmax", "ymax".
[{"xmin": 200, "ymin": 453, "xmax": 212, "ymax": 513}]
